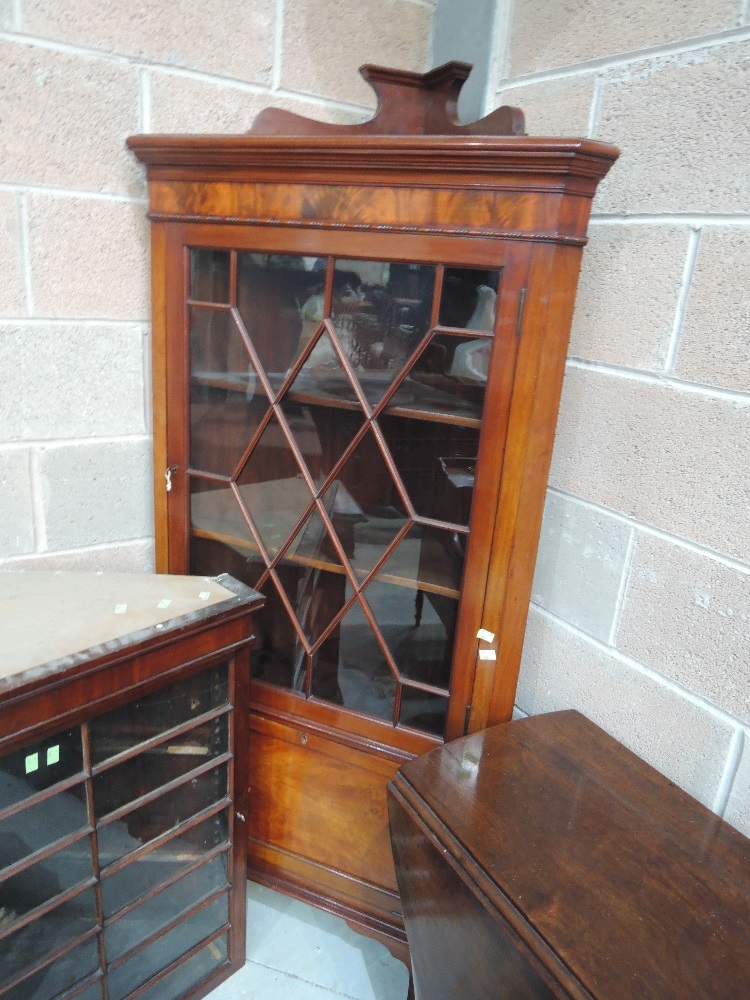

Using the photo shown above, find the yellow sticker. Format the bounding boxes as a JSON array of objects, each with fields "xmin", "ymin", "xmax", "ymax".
[
  {"xmin": 47, "ymin": 745, "xmax": 60, "ymax": 766},
  {"xmin": 25, "ymin": 752, "xmax": 39, "ymax": 774}
]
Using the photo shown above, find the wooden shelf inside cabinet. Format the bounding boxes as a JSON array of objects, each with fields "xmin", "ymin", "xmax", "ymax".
[
  {"xmin": 128, "ymin": 60, "xmax": 618, "ymax": 963},
  {"xmin": 0, "ymin": 571, "xmax": 263, "ymax": 1000},
  {"xmin": 389, "ymin": 710, "xmax": 750, "ymax": 1000}
]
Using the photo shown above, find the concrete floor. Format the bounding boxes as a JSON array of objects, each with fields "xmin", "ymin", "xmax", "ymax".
[{"xmin": 205, "ymin": 883, "xmax": 410, "ymax": 1000}]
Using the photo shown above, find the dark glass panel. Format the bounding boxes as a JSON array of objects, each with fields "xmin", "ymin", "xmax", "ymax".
[
  {"xmin": 361, "ymin": 576, "xmax": 456, "ymax": 690},
  {"xmin": 189, "ymin": 531, "xmax": 264, "ymax": 593},
  {"xmin": 93, "ymin": 716, "xmax": 228, "ymax": 819},
  {"xmin": 105, "ymin": 861, "xmax": 228, "ymax": 962},
  {"xmin": 438, "ymin": 267, "xmax": 500, "ymax": 330},
  {"xmin": 190, "ymin": 477, "xmax": 256, "ymax": 562},
  {"xmin": 0, "ymin": 787, "xmax": 88, "ymax": 870},
  {"xmin": 276, "ymin": 509, "xmax": 348, "ymax": 651},
  {"xmin": 0, "ymin": 728, "xmax": 82, "ymax": 812},
  {"xmin": 399, "ymin": 687, "xmax": 448, "ymax": 738},
  {"xmin": 0, "ymin": 888, "xmax": 98, "ymax": 988},
  {"xmin": 312, "ymin": 594, "xmax": 397, "ymax": 721},
  {"xmin": 136, "ymin": 935, "xmax": 228, "ymax": 1000},
  {"xmin": 330, "ymin": 259, "xmax": 436, "ymax": 406},
  {"xmin": 321, "ymin": 429, "xmax": 407, "ymax": 572},
  {"xmin": 235, "ymin": 416, "xmax": 314, "ymax": 557},
  {"xmin": 280, "ymin": 387, "xmax": 364, "ymax": 482},
  {"xmin": 90, "ymin": 665, "xmax": 229, "ymax": 767},
  {"xmin": 289, "ymin": 325, "xmax": 362, "ymax": 408},
  {"xmin": 388, "ymin": 332, "xmax": 489, "ymax": 420},
  {"xmin": 189, "ymin": 307, "xmax": 267, "ymax": 476},
  {"xmin": 97, "ymin": 764, "xmax": 228, "ymax": 869},
  {"xmin": 101, "ymin": 813, "xmax": 228, "ymax": 918},
  {"xmin": 0, "ymin": 833, "xmax": 93, "ymax": 919},
  {"xmin": 250, "ymin": 576, "xmax": 306, "ymax": 692},
  {"xmin": 107, "ymin": 894, "xmax": 228, "ymax": 1000},
  {"xmin": 236, "ymin": 253, "xmax": 325, "ymax": 376},
  {"xmin": 379, "ymin": 412, "xmax": 479, "ymax": 526},
  {"xmin": 2, "ymin": 937, "xmax": 101, "ymax": 1000},
  {"xmin": 189, "ymin": 249, "xmax": 230, "ymax": 304},
  {"xmin": 375, "ymin": 524, "xmax": 464, "ymax": 597}
]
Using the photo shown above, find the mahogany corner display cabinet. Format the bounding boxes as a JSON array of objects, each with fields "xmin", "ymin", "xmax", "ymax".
[
  {"xmin": 127, "ymin": 61, "xmax": 619, "ymax": 954},
  {"xmin": 388, "ymin": 710, "xmax": 750, "ymax": 999},
  {"xmin": 0, "ymin": 571, "xmax": 263, "ymax": 1000}
]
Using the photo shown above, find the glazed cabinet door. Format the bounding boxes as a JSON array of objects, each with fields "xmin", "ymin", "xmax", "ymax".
[{"xmin": 160, "ymin": 226, "xmax": 524, "ymax": 751}]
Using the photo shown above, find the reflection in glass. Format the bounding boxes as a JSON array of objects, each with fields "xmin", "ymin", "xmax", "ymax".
[
  {"xmin": 250, "ymin": 576, "xmax": 306, "ymax": 691},
  {"xmin": 379, "ymin": 413, "xmax": 478, "ymax": 527},
  {"xmin": 438, "ymin": 267, "xmax": 500, "ymax": 330},
  {"xmin": 0, "ymin": 728, "xmax": 82, "ymax": 810},
  {"xmin": 136, "ymin": 935, "xmax": 228, "ymax": 1000},
  {"xmin": 399, "ymin": 688, "xmax": 448, "ymax": 737},
  {"xmin": 0, "ymin": 787, "xmax": 88, "ymax": 869},
  {"xmin": 0, "ymin": 834, "xmax": 93, "ymax": 922},
  {"xmin": 90, "ymin": 666, "xmax": 229, "ymax": 767},
  {"xmin": 101, "ymin": 812, "xmax": 228, "ymax": 917},
  {"xmin": 93, "ymin": 716, "xmax": 228, "ymax": 819},
  {"xmin": 107, "ymin": 894, "xmax": 228, "ymax": 1000},
  {"xmin": 276, "ymin": 509, "xmax": 348, "ymax": 652},
  {"xmin": 0, "ymin": 888, "xmax": 98, "ymax": 987},
  {"xmin": 2, "ymin": 937, "xmax": 101, "ymax": 1000},
  {"xmin": 190, "ymin": 250, "xmax": 230, "ymax": 304},
  {"xmin": 312, "ymin": 594, "xmax": 396, "ymax": 719},
  {"xmin": 389, "ymin": 332, "xmax": 488, "ymax": 419},
  {"xmin": 97, "ymin": 764, "xmax": 228, "ymax": 869},
  {"xmin": 189, "ymin": 307, "xmax": 266, "ymax": 476},
  {"xmin": 329, "ymin": 259, "xmax": 436, "ymax": 406},
  {"xmin": 190, "ymin": 477, "xmax": 254, "ymax": 560},
  {"xmin": 237, "ymin": 253, "xmax": 325, "ymax": 376},
  {"xmin": 105, "ymin": 861, "xmax": 228, "ymax": 962},
  {"xmin": 362, "ymin": 577, "xmax": 456, "ymax": 690},
  {"xmin": 236, "ymin": 416, "xmax": 313, "ymax": 556}
]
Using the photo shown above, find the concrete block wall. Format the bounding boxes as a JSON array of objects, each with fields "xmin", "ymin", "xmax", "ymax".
[
  {"xmin": 0, "ymin": 0, "xmax": 434, "ymax": 572},
  {"xmin": 490, "ymin": 1, "xmax": 750, "ymax": 834}
]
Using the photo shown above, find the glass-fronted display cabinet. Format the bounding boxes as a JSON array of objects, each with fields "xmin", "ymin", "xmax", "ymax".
[
  {"xmin": 0, "ymin": 572, "xmax": 262, "ymax": 1000},
  {"xmin": 129, "ymin": 62, "xmax": 618, "ymax": 958}
]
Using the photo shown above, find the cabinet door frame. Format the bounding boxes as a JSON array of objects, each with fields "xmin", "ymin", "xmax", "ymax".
[{"xmin": 154, "ymin": 220, "xmax": 563, "ymax": 748}]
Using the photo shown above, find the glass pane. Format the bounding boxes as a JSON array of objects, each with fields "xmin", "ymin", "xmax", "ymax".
[
  {"xmin": 376, "ymin": 524, "xmax": 464, "ymax": 597},
  {"xmin": 291, "ymin": 326, "xmax": 362, "ymax": 408},
  {"xmin": 250, "ymin": 576, "xmax": 306, "ymax": 691},
  {"xmin": 101, "ymin": 813, "xmax": 228, "ymax": 918},
  {"xmin": 93, "ymin": 716, "xmax": 228, "ymax": 819},
  {"xmin": 312, "ymin": 595, "xmax": 396, "ymax": 720},
  {"xmin": 2, "ymin": 937, "xmax": 101, "ymax": 1000},
  {"xmin": 136, "ymin": 934, "xmax": 228, "ymax": 1000},
  {"xmin": 90, "ymin": 666, "xmax": 229, "ymax": 767},
  {"xmin": 105, "ymin": 861, "xmax": 228, "ymax": 962},
  {"xmin": 276, "ymin": 509, "xmax": 348, "ymax": 649},
  {"xmin": 97, "ymin": 764, "xmax": 228, "ymax": 869},
  {"xmin": 107, "ymin": 894, "xmax": 228, "ymax": 1000},
  {"xmin": 389, "ymin": 332, "xmax": 488, "ymax": 420},
  {"xmin": 330, "ymin": 259, "xmax": 436, "ymax": 406},
  {"xmin": 362, "ymin": 576, "xmax": 456, "ymax": 689},
  {"xmin": 236, "ymin": 253, "xmax": 325, "ymax": 376},
  {"xmin": 322, "ymin": 429, "xmax": 407, "ymax": 571},
  {"xmin": 191, "ymin": 477, "xmax": 256, "ymax": 561},
  {"xmin": 438, "ymin": 267, "xmax": 500, "ymax": 330},
  {"xmin": 0, "ymin": 728, "xmax": 82, "ymax": 811},
  {"xmin": 189, "ymin": 249, "xmax": 230, "ymax": 304},
  {"xmin": 379, "ymin": 413, "xmax": 478, "ymax": 526},
  {"xmin": 0, "ymin": 834, "xmax": 93, "ymax": 919},
  {"xmin": 0, "ymin": 888, "xmax": 98, "ymax": 987},
  {"xmin": 279, "ymin": 396, "xmax": 364, "ymax": 484},
  {"xmin": 189, "ymin": 308, "xmax": 266, "ymax": 477},
  {"xmin": 236, "ymin": 416, "xmax": 314, "ymax": 557},
  {"xmin": 190, "ymin": 532, "xmax": 264, "ymax": 592},
  {"xmin": 0, "ymin": 787, "xmax": 88, "ymax": 868},
  {"xmin": 399, "ymin": 688, "xmax": 448, "ymax": 737}
]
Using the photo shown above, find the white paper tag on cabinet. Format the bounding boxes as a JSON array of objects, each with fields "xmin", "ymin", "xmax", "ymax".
[
  {"xmin": 476, "ymin": 628, "xmax": 496, "ymax": 643},
  {"xmin": 479, "ymin": 649, "xmax": 497, "ymax": 661}
]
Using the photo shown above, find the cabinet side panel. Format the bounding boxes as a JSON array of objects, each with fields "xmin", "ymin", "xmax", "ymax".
[{"xmin": 150, "ymin": 222, "xmax": 169, "ymax": 571}]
